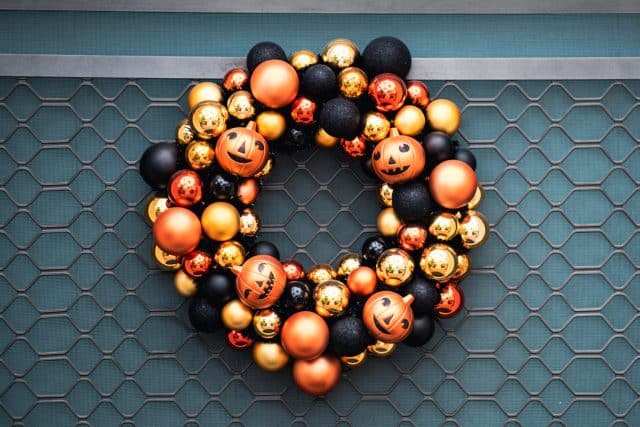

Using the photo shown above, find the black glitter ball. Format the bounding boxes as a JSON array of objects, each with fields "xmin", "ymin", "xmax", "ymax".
[
  {"xmin": 319, "ymin": 97, "xmax": 361, "ymax": 139},
  {"xmin": 246, "ymin": 41, "xmax": 287, "ymax": 73},
  {"xmin": 361, "ymin": 36, "xmax": 412, "ymax": 78},
  {"xmin": 302, "ymin": 64, "xmax": 338, "ymax": 101},
  {"xmin": 392, "ymin": 181, "xmax": 432, "ymax": 222},
  {"xmin": 330, "ymin": 316, "xmax": 371, "ymax": 356},
  {"xmin": 188, "ymin": 296, "xmax": 221, "ymax": 332},
  {"xmin": 404, "ymin": 275, "xmax": 440, "ymax": 316}
]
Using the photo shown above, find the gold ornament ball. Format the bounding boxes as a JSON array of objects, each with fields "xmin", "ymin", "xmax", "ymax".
[
  {"xmin": 322, "ymin": 38, "xmax": 359, "ymax": 69},
  {"xmin": 315, "ymin": 128, "xmax": 340, "ymax": 148},
  {"xmin": 221, "ymin": 299, "xmax": 253, "ymax": 330},
  {"xmin": 227, "ymin": 90, "xmax": 255, "ymax": 120},
  {"xmin": 452, "ymin": 253, "xmax": 471, "ymax": 281},
  {"xmin": 367, "ymin": 340, "xmax": 396, "ymax": 358},
  {"xmin": 341, "ymin": 351, "xmax": 367, "ymax": 368},
  {"xmin": 254, "ymin": 157, "xmax": 273, "ymax": 178},
  {"xmin": 256, "ymin": 111, "xmax": 286, "ymax": 141},
  {"xmin": 378, "ymin": 183, "xmax": 393, "ymax": 207},
  {"xmin": 239, "ymin": 208, "xmax": 260, "ymax": 237},
  {"xmin": 468, "ymin": 185, "xmax": 484, "ymax": 210},
  {"xmin": 314, "ymin": 280, "xmax": 350, "ymax": 318},
  {"xmin": 187, "ymin": 82, "xmax": 224, "ymax": 110},
  {"xmin": 152, "ymin": 244, "xmax": 181, "ymax": 271},
  {"xmin": 253, "ymin": 309, "xmax": 282, "ymax": 339},
  {"xmin": 377, "ymin": 207, "xmax": 402, "ymax": 238},
  {"xmin": 189, "ymin": 101, "xmax": 228, "ymax": 140},
  {"xmin": 289, "ymin": 49, "xmax": 319, "ymax": 71},
  {"xmin": 459, "ymin": 210, "xmax": 489, "ymax": 249},
  {"xmin": 201, "ymin": 202, "xmax": 240, "ymax": 242},
  {"xmin": 145, "ymin": 194, "xmax": 171, "ymax": 224},
  {"xmin": 426, "ymin": 99, "xmax": 461, "ymax": 136},
  {"xmin": 419, "ymin": 243, "xmax": 458, "ymax": 282},
  {"xmin": 375, "ymin": 248, "xmax": 414, "ymax": 287},
  {"xmin": 214, "ymin": 240, "xmax": 245, "ymax": 268},
  {"xmin": 337, "ymin": 67, "xmax": 368, "ymax": 99},
  {"xmin": 336, "ymin": 253, "xmax": 362, "ymax": 279},
  {"xmin": 362, "ymin": 111, "xmax": 391, "ymax": 142},
  {"xmin": 394, "ymin": 105, "xmax": 426, "ymax": 137},
  {"xmin": 174, "ymin": 269, "xmax": 198, "ymax": 297},
  {"xmin": 176, "ymin": 119, "xmax": 195, "ymax": 145},
  {"xmin": 185, "ymin": 140, "xmax": 215, "ymax": 170},
  {"xmin": 428, "ymin": 212, "xmax": 459, "ymax": 241},
  {"xmin": 253, "ymin": 342, "xmax": 289, "ymax": 372},
  {"xmin": 307, "ymin": 264, "xmax": 337, "ymax": 286}
]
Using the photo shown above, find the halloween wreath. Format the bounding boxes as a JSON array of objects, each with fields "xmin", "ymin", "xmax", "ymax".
[{"xmin": 138, "ymin": 37, "xmax": 488, "ymax": 396}]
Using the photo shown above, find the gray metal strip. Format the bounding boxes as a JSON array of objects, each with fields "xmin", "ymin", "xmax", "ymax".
[{"xmin": 2, "ymin": 0, "xmax": 640, "ymax": 13}]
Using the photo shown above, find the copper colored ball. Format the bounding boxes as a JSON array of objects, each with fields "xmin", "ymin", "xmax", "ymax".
[
  {"xmin": 281, "ymin": 311, "xmax": 329, "ymax": 360},
  {"xmin": 187, "ymin": 82, "xmax": 223, "ymax": 110},
  {"xmin": 236, "ymin": 178, "xmax": 261, "ymax": 205},
  {"xmin": 174, "ymin": 269, "xmax": 198, "ymax": 297},
  {"xmin": 223, "ymin": 67, "xmax": 249, "ymax": 92},
  {"xmin": 339, "ymin": 135, "xmax": 368, "ymax": 158},
  {"xmin": 201, "ymin": 202, "xmax": 240, "ymax": 242},
  {"xmin": 227, "ymin": 330, "xmax": 254, "ymax": 350},
  {"xmin": 293, "ymin": 355, "xmax": 341, "ymax": 396},
  {"xmin": 337, "ymin": 67, "xmax": 368, "ymax": 99},
  {"xmin": 376, "ymin": 207, "xmax": 402, "ymax": 237},
  {"xmin": 368, "ymin": 73, "xmax": 407, "ymax": 112},
  {"xmin": 429, "ymin": 160, "xmax": 478, "ymax": 209},
  {"xmin": 347, "ymin": 266, "xmax": 378, "ymax": 297},
  {"xmin": 153, "ymin": 207, "xmax": 201, "ymax": 256},
  {"xmin": 435, "ymin": 282, "xmax": 464, "ymax": 318},
  {"xmin": 250, "ymin": 59, "xmax": 299, "ymax": 108},
  {"xmin": 397, "ymin": 224, "xmax": 428, "ymax": 252},
  {"xmin": 426, "ymin": 99, "xmax": 461, "ymax": 135},
  {"xmin": 282, "ymin": 259, "xmax": 305, "ymax": 281},
  {"xmin": 253, "ymin": 342, "xmax": 289, "ymax": 372},
  {"xmin": 182, "ymin": 250, "xmax": 213, "ymax": 278},
  {"xmin": 168, "ymin": 169, "xmax": 203, "ymax": 207},
  {"xmin": 291, "ymin": 96, "xmax": 317, "ymax": 125},
  {"xmin": 406, "ymin": 81, "xmax": 431, "ymax": 108},
  {"xmin": 256, "ymin": 110, "xmax": 286, "ymax": 141}
]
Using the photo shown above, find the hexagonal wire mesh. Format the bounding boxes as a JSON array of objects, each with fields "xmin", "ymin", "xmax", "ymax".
[{"xmin": 0, "ymin": 77, "xmax": 639, "ymax": 425}]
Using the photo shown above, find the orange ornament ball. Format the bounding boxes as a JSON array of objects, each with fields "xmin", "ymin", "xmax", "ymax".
[
  {"xmin": 429, "ymin": 160, "xmax": 478, "ymax": 209},
  {"xmin": 362, "ymin": 291, "xmax": 414, "ymax": 343},
  {"xmin": 232, "ymin": 255, "xmax": 287, "ymax": 309},
  {"xmin": 153, "ymin": 207, "xmax": 201, "ymax": 256},
  {"xmin": 215, "ymin": 122, "xmax": 270, "ymax": 178},
  {"xmin": 281, "ymin": 311, "xmax": 329, "ymax": 360},
  {"xmin": 347, "ymin": 266, "xmax": 378, "ymax": 297},
  {"xmin": 371, "ymin": 128, "xmax": 425, "ymax": 184},
  {"xmin": 293, "ymin": 355, "xmax": 341, "ymax": 396},
  {"xmin": 250, "ymin": 59, "xmax": 299, "ymax": 108}
]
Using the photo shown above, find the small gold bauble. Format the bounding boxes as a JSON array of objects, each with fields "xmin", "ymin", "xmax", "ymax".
[
  {"xmin": 176, "ymin": 119, "xmax": 195, "ymax": 145},
  {"xmin": 428, "ymin": 212, "xmax": 459, "ymax": 241},
  {"xmin": 377, "ymin": 207, "xmax": 402, "ymax": 238},
  {"xmin": 459, "ymin": 210, "xmax": 489, "ymax": 249},
  {"xmin": 314, "ymin": 280, "xmax": 350, "ymax": 318},
  {"xmin": 185, "ymin": 140, "xmax": 215, "ymax": 170},
  {"xmin": 227, "ymin": 90, "xmax": 255, "ymax": 120},
  {"xmin": 452, "ymin": 253, "xmax": 471, "ymax": 281},
  {"xmin": 426, "ymin": 98, "xmax": 461, "ymax": 136},
  {"xmin": 468, "ymin": 185, "xmax": 484, "ymax": 210},
  {"xmin": 253, "ymin": 342, "xmax": 289, "ymax": 372},
  {"xmin": 378, "ymin": 183, "xmax": 393, "ymax": 207},
  {"xmin": 375, "ymin": 248, "xmax": 414, "ymax": 287},
  {"xmin": 187, "ymin": 82, "xmax": 224, "ymax": 111},
  {"xmin": 253, "ymin": 157, "xmax": 273, "ymax": 178},
  {"xmin": 341, "ymin": 351, "xmax": 367, "ymax": 368},
  {"xmin": 362, "ymin": 111, "xmax": 391, "ymax": 142},
  {"xmin": 315, "ymin": 127, "xmax": 340, "ymax": 148},
  {"xmin": 239, "ymin": 208, "xmax": 260, "ymax": 237},
  {"xmin": 419, "ymin": 243, "xmax": 458, "ymax": 282},
  {"xmin": 322, "ymin": 38, "xmax": 359, "ymax": 69},
  {"xmin": 394, "ymin": 105, "xmax": 426, "ymax": 137},
  {"xmin": 173, "ymin": 269, "xmax": 198, "ymax": 297},
  {"xmin": 253, "ymin": 309, "xmax": 282, "ymax": 339},
  {"xmin": 335, "ymin": 253, "xmax": 362, "ymax": 279},
  {"xmin": 221, "ymin": 299, "xmax": 253, "ymax": 330},
  {"xmin": 337, "ymin": 67, "xmax": 368, "ymax": 99},
  {"xmin": 307, "ymin": 264, "xmax": 337, "ymax": 286},
  {"xmin": 367, "ymin": 340, "xmax": 397, "ymax": 357},
  {"xmin": 289, "ymin": 49, "xmax": 319, "ymax": 71},
  {"xmin": 201, "ymin": 202, "xmax": 240, "ymax": 242},
  {"xmin": 189, "ymin": 101, "xmax": 228, "ymax": 140},
  {"xmin": 214, "ymin": 240, "xmax": 245, "ymax": 268},
  {"xmin": 145, "ymin": 194, "xmax": 171, "ymax": 224},
  {"xmin": 256, "ymin": 110, "xmax": 286, "ymax": 141},
  {"xmin": 152, "ymin": 244, "xmax": 181, "ymax": 271}
]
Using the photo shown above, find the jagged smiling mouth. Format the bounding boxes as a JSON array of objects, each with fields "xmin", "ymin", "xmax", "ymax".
[{"xmin": 381, "ymin": 165, "xmax": 409, "ymax": 175}]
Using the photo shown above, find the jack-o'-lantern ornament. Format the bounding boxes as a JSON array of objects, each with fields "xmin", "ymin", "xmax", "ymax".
[
  {"xmin": 371, "ymin": 128, "xmax": 425, "ymax": 184},
  {"xmin": 232, "ymin": 255, "xmax": 286, "ymax": 309},
  {"xmin": 215, "ymin": 121, "xmax": 269, "ymax": 178},
  {"xmin": 363, "ymin": 291, "xmax": 414, "ymax": 343}
]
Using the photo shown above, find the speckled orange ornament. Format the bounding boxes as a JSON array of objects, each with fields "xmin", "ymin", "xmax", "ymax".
[
  {"xmin": 182, "ymin": 250, "xmax": 212, "ymax": 278},
  {"xmin": 168, "ymin": 169, "xmax": 203, "ymax": 207}
]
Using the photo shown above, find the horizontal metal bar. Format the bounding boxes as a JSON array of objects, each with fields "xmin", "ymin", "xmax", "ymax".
[
  {"xmin": 2, "ymin": 0, "xmax": 640, "ymax": 13},
  {"xmin": 1, "ymin": 54, "xmax": 639, "ymax": 80}
]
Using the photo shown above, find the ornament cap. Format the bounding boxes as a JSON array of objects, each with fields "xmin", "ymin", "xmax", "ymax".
[
  {"xmin": 390, "ymin": 127, "xmax": 400, "ymax": 137},
  {"xmin": 403, "ymin": 294, "xmax": 415, "ymax": 305},
  {"xmin": 246, "ymin": 120, "xmax": 257, "ymax": 131},
  {"xmin": 230, "ymin": 264, "xmax": 243, "ymax": 276}
]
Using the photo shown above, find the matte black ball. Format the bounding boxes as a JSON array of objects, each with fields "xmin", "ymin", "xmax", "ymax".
[
  {"xmin": 188, "ymin": 296, "xmax": 221, "ymax": 332},
  {"xmin": 246, "ymin": 41, "xmax": 287, "ymax": 73},
  {"xmin": 362, "ymin": 36, "xmax": 412, "ymax": 78},
  {"xmin": 403, "ymin": 315, "xmax": 435, "ymax": 347},
  {"xmin": 199, "ymin": 271, "xmax": 235, "ymax": 307},
  {"xmin": 249, "ymin": 241, "xmax": 280, "ymax": 260},
  {"xmin": 392, "ymin": 181, "xmax": 432, "ymax": 222},
  {"xmin": 404, "ymin": 275, "xmax": 440, "ymax": 316},
  {"xmin": 423, "ymin": 132, "xmax": 454, "ymax": 165},
  {"xmin": 330, "ymin": 316, "xmax": 371, "ymax": 356},
  {"xmin": 319, "ymin": 97, "xmax": 361, "ymax": 139},
  {"xmin": 282, "ymin": 280, "xmax": 310, "ymax": 311},
  {"xmin": 360, "ymin": 155, "xmax": 378, "ymax": 180},
  {"xmin": 282, "ymin": 127, "xmax": 309, "ymax": 151},
  {"xmin": 454, "ymin": 148, "xmax": 477, "ymax": 171},
  {"xmin": 139, "ymin": 142, "xmax": 178, "ymax": 190},
  {"xmin": 361, "ymin": 236, "xmax": 388, "ymax": 265},
  {"xmin": 302, "ymin": 64, "xmax": 337, "ymax": 101}
]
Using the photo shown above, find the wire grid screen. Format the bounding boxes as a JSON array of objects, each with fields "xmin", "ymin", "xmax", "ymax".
[{"xmin": 0, "ymin": 77, "xmax": 639, "ymax": 426}]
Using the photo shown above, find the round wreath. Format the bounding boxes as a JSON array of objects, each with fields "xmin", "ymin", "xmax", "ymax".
[{"xmin": 138, "ymin": 37, "xmax": 488, "ymax": 396}]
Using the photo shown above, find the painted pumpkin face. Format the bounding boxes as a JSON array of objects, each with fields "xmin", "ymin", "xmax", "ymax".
[
  {"xmin": 362, "ymin": 291, "xmax": 414, "ymax": 343},
  {"xmin": 215, "ymin": 122, "xmax": 269, "ymax": 177},
  {"xmin": 371, "ymin": 129, "xmax": 425, "ymax": 184},
  {"xmin": 232, "ymin": 255, "xmax": 286, "ymax": 309}
]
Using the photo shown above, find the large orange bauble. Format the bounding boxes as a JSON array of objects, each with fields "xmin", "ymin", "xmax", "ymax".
[
  {"xmin": 215, "ymin": 121, "xmax": 269, "ymax": 177},
  {"xmin": 281, "ymin": 311, "xmax": 329, "ymax": 360},
  {"xmin": 362, "ymin": 291, "xmax": 414, "ymax": 343},
  {"xmin": 347, "ymin": 266, "xmax": 378, "ymax": 297},
  {"xmin": 371, "ymin": 128, "xmax": 425, "ymax": 184},
  {"xmin": 250, "ymin": 59, "xmax": 299, "ymax": 108},
  {"xmin": 153, "ymin": 207, "xmax": 201, "ymax": 256},
  {"xmin": 429, "ymin": 160, "xmax": 478, "ymax": 209},
  {"xmin": 232, "ymin": 255, "xmax": 286, "ymax": 309},
  {"xmin": 293, "ymin": 355, "xmax": 341, "ymax": 396}
]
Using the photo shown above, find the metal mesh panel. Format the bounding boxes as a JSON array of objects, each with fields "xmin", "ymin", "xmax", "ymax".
[{"xmin": 0, "ymin": 77, "xmax": 639, "ymax": 426}]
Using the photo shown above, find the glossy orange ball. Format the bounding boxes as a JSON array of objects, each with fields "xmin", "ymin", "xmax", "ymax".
[
  {"xmin": 406, "ymin": 80, "xmax": 430, "ymax": 108},
  {"xmin": 250, "ymin": 59, "xmax": 299, "ymax": 108},
  {"xmin": 182, "ymin": 250, "xmax": 212, "ymax": 278},
  {"xmin": 347, "ymin": 266, "xmax": 378, "ymax": 297},
  {"xmin": 435, "ymin": 282, "xmax": 464, "ymax": 318},
  {"xmin": 168, "ymin": 169, "xmax": 203, "ymax": 207},
  {"xmin": 429, "ymin": 160, "xmax": 478, "ymax": 209},
  {"xmin": 215, "ymin": 122, "xmax": 269, "ymax": 178},
  {"xmin": 282, "ymin": 259, "xmax": 305, "ymax": 281},
  {"xmin": 397, "ymin": 224, "xmax": 428, "ymax": 252},
  {"xmin": 368, "ymin": 73, "xmax": 407, "ymax": 112},
  {"xmin": 232, "ymin": 255, "xmax": 287, "ymax": 309},
  {"xmin": 236, "ymin": 178, "xmax": 261, "ymax": 205},
  {"xmin": 293, "ymin": 355, "xmax": 341, "ymax": 396},
  {"xmin": 290, "ymin": 96, "xmax": 317, "ymax": 125},
  {"xmin": 340, "ymin": 135, "xmax": 368, "ymax": 158},
  {"xmin": 371, "ymin": 129, "xmax": 425, "ymax": 184},
  {"xmin": 281, "ymin": 311, "xmax": 329, "ymax": 360},
  {"xmin": 223, "ymin": 67, "xmax": 249, "ymax": 92},
  {"xmin": 153, "ymin": 207, "xmax": 201, "ymax": 256},
  {"xmin": 362, "ymin": 291, "xmax": 414, "ymax": 343}
]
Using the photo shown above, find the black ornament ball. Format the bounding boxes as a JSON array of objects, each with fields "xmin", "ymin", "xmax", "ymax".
[
  {"xmin": 319, "ymin": 97, "xmax": 361, "ymax": 139},
  {"xmin": 282, "ymin": 127, "xmax": 309, "ymax": 151},
  {"xmin": 454, "ymin": 148, "xmax": 477, "ymax": 170},
  {"xmin": 392, "ymin": 181, "xmax": 432, "ymax": 222},
  {"xmin": 188, "ymin": 295, "xmax": 221, "ymax": 332},
  {"xmin": 361, "ymin": 36, "xmax": 412, "ymax": 78},
  {"xmin": 403, "ymin": 315, "xmax": 435, "ymax": 347},
  {"xmin": 330, "ymin": 316, "xmax": 371, "ymax": 356},
  {"xmin": 404, "ymin": 275, "xmax": 440, "ymax": 316},
  {"xmin": 361, "ymin": 236, "xmax": 388, "ymax": 265},
  {"xmin": 139, "ymin": 142, "xmax": 178, "ymax": 190},
  {"xmin": 199, "ymin": 271, "xmax": 235, "ymax": 307},
  {"xmin": 423, "ymin": 132, "xmax": 454, "ymax": 165},
  {"xmin": 360, "ymin": 155, "xmax": 378, "ymax": 180},
  {"xmin": 210, "ymin": 174, "xmax": 237, "ymax": 200},
  {"xmin": 282, "ymin": 280, "xmax": 310, "ymax": 311},
  {"xmin": 249, "ymin": 241, "xmax": 280, "ymax": 260},
  {"xmin": 302, "ymin": 64, "xmax": 337, "ymax": 101},
  {"xmin": 246, "ymin": 41, "xmax": 287, "ymax": 73}
]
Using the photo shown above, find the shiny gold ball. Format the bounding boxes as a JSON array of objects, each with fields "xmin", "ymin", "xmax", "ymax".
[
  {"xmin": 394, "ymin": 105, "xmax": 426, "ymax": 137},
  {"xmin": 187, "ymin": 82, "xmax": 224, "ymax": 111},
  {"xmin": 378, "ymin": 183, "xmax": 393, "ymax": 207},
  {"xmin": 226, "ymin": 90, "xmax": 255, "ymax": 120},
  {"xmin": 322, "ymin": 38, "xmax": 359, "ymax": 69},
  {"xmin": 152, "ymin": 244, "xmax": 181, "ymax": 271},
  {"xmin": 315, "ymin": 127, "xmax": 340, "ymax": 148},
  {"xmin": 375, "ymin": 248, "xmax": 414, "ymax": 287},
  {"xmin": 201, "ymin": 202, "xmax": 240, "ymax": 242},
  {"xmin": 341, "ymin": 351, "xmax": 367, "ymax": 368},
  {"xmin": 426, "ymin": 99, "xmax": 461, "ymax": 136},
  {"xmin": 214, "ymin": 240, "xmax": 245, "ymax": 268},
  {"xmin": 337, "ymin": 67, "xmax": 368, "ymax": 99},
  {"xmin": 335, "ymin": 253, "xmax": 362, "ymax": 279},
  {"xmin": 459, "ymin": 210, "xmax": 489, "ymax": 249},
  {"xmin": 377, "ymin": 207, "xmax": 402, "ymax": 238},
  {"xmin": 189, "ymin": 101, "xmax": 228, "ymax": 140},
  {"xmin": 253, "ymin": 342, "xmax": 289, "ymax": 372},
  {"xmin": 256, "ymin": 110, "xmax": 286, "ymax": 141},
  {"xmin": 452, "ymin": 253, "xmax": 471, "ymax": 281},
  {"xmin": 419, "ymin": 244, "xmax": 458, "ymax": 282},
  {"xmin": 362, "ymin": 111, "xmax": 391, "ymax": 143},
  {"xmin": 173, "ymin": 269, "xmax": 198, "ymax": 297},
  {"xmin": 239, "ymin": 208, "xmax": 260, "ymax": 237},
  {"xmin": 313, "ymin": 280, "xmax": 350, "ymax": 318},
  {"xmin": 307, "ymin": 264, "xmax": 337, "ymax": 286},
  {"xmin": 468, "ymin": 185, "xmax": 484, "ymax": 210},
  {"xmin": 221, "ymin": 299, "xmax": 253, "ymax": 330},
  {"xmin": 176, "ymin": 119, "xmax": 195, "ymax": 145},
  {"xmin": 185, "ymin": 140, "xmax": 215, "ymax": 170},
  {"xmin": 428, "ymin": 212, "xmax": 459, "ymax": 241},
  {"xmin": 367, "ymin": 340, "xmax": 396, "ymax": 357},
  {"xmin": 145, "ymin": 194, "xmax": 171, "ymax": 224},
  {"xmin": 289, "ymin": 49, "xmax": 319, "ymax": 71},
  {"xmin": 253, "ymin": 157, "xmax": 273, "ymax": 178},
  {"xmin": 253, "ymin": 309, "xmax": 282, "ymax": 339}
]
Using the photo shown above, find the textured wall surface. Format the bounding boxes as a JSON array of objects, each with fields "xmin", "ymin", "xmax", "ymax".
[{"xmin": 0, "ymin": 78, "xmax": 639, "ymax": 426}]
